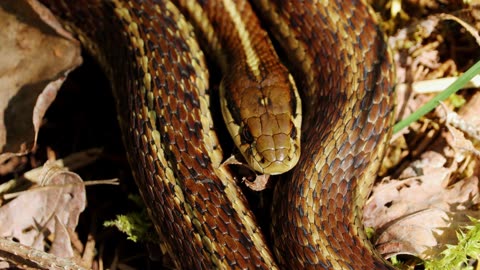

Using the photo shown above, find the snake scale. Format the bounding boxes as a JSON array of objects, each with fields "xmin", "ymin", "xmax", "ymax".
[{"xmin": 39, "ymin": 0, "xmax": 395, "ymax": 269}]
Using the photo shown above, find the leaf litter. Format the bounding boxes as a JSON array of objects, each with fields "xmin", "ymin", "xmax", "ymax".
[
  {"xmin": 0, "ymin": 0, "xmax": 480, "ymax": 269},
  {"xmin": 364, "ymin": 0, "xmax": 480, "ymax": 267}
]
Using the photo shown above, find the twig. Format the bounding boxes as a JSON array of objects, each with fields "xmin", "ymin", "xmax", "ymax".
[{"xmin": 0, "ymin": 237, "xmax": 87, "ymax": 270}]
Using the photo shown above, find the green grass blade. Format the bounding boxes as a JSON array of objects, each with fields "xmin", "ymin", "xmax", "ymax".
[{"xmin": 393, "ymin": 60, "xmax": 480, "ymax": 134}]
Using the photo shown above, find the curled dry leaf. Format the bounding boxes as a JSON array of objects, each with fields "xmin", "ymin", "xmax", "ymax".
[
  {"xmin": 244, "ymin": 174, "xmax": 270, "ymax": 191},
  {"xmin": 222, "ymin": 155, "xmax": 273, "ymax": 191},
  {"xmin": 0, "ymin": 161, "xmax": 86, "ymax": 259},
  {"xmin": 0, "ymin": 0, "xmax": 81, "ymax": 156}
]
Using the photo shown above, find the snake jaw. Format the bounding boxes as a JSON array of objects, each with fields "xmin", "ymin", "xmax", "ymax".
[
  {"xmin": 242, "ymin": 137, "xmax": 301, "ymax": 175},
  {"xmin": 254, "ymin": 147, "xmax": 301, "ymax": 175},
  {"xmin": 246, "ymin": 115, "xmax": 301, "ymax": 175}
]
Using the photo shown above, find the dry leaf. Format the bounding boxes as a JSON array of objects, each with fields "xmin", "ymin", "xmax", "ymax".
[
  {"xmin": 0, "ymin": 162, "xmax": 86, "ymax": 258},
  {"xmin": 0, "ymin": 0, "xmax": 82, "ymax": 156},
  {"xmin": 375, "ymin": 208, "xmax": 478, "ymax": 259},
  {"xmin": 365, "ymin": 162, "xmax": 480, "ymax": 260},
  {"xmin": 49, "ymin": 216, "xmax": 75, "ymax": 258}
]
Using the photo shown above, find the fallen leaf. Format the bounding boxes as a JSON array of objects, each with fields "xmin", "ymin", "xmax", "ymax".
[
  {"xmin": 0, "ymin": 161, "xmax": 86, "ymax": 257},
  {"xmin": 366, "ymin": 160, "xmax": 480, "ymax": 260},
  {"xmin": 0, "ymin": 0, "xmax": 81, "ymax": 155},
  {"xmin": 49, "ymin": 216, "xmax": 75, "ymax": 258},
  {"xmin": 375, "ymin": 208, "xmax": 478, "ymax": 259}
]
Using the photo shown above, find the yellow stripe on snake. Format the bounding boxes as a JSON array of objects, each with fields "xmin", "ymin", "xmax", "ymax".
[{"xmin": 40, "ymin": 0, "xmax": 396, "ymax": 269}]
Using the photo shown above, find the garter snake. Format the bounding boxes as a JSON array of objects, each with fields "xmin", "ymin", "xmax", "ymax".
[{"xmin": 39, "ymin": 0, "xmax": 395, "ymax": 269}]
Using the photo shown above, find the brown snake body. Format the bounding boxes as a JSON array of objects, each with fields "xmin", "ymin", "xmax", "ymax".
[{"xmin": 39, "ymin": 0, "xmax": 395, "ymax": 269}]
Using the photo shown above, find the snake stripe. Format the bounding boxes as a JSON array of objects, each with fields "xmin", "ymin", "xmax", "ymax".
[
  {"xmin": 40, "ymin": 0, "xmax": 278, "ymax": 268},
  {"xmin": 251, "ymin": 0, "xmax": 396, "ymax": 268},
  {"xmin": 175, "ymin": 0, "xmax": 302, "ymax": 175},
  {"xmin": 38, "ymin": 0, "xmax": 395, "ymax": 269},
  {"xmin": 221, "ymin": 0, "xmax": 261, "ymax": 79}
]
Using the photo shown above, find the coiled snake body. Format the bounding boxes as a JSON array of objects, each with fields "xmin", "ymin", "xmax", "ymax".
[{"xmin": 41, "ymin": 0, "xmax": 395, "ymax": 269}]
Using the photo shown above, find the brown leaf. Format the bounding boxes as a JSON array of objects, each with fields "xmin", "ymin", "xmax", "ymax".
[
  {"xmin": 0, "ymin": 0, "xmax": 81, "ymax": 155},
  {"xmin": 375, "ymin": 208, "xmax": 477, "ymax": 259},
  {"xmin": 0, "ymin": 161, "xmax": 86, "ymax": 257},
  {"xmin": 365, "ymin": 168, "xmax": 480, "ymax": 259},
  {"xmin": 49, "ymin": 216, "xmax": 75, "ymax": 258}
]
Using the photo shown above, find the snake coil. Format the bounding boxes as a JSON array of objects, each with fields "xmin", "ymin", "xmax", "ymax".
[{"xmin": 40, "ymin": 0, "xmax": 395, "ymax": 269}]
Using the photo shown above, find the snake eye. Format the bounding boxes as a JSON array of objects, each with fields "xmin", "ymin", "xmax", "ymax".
[{"xmin": 241, "ymin": 127, "xmax": 254, "ymax": 144}]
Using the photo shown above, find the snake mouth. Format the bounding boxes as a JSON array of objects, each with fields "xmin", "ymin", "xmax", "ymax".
[
  {"xmin": 257, "ymin": 158, "xmax": 299, "ymax": 175},
  {"xmin": 247, "ymin": 141, "xmax": 301, "ymax": 175}
]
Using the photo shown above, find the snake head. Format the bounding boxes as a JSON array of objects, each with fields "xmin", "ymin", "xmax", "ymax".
[{"xmin": 220, "ymin": 71, "xmax": 302, "ymax": 175}]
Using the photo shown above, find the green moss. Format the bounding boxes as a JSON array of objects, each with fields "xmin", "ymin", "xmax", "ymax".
[
  {"xmin": 103, "ymin": 194, "xmax": 154, "ymax": 243},
  {"xmin": 425, "ymin": 217, "xmax": 480, "ymax": 270}
]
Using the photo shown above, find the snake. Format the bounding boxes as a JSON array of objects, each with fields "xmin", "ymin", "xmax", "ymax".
[{"xmin": 39, "ymin": 0, "xmax": 396, "ymax": 269}]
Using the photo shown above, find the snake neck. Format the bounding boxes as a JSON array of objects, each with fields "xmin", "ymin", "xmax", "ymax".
[
  {"xmin": 37, "ymin": 0, "xmax": 396, "ymax": 269},
  {"xmin": 39, "ymin": 0, "xmax": 279, "ymax": 268},
  {"xmin": 253, "ymin": 0, "xmax": 397, "ymax": 269},
  {"xmin": 174, "ymin": 0, "xmax": 302, "ymax": 175},
  {"xmin": 174, "ymin": 0, "xmax": 273, "ymax": 77}
]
